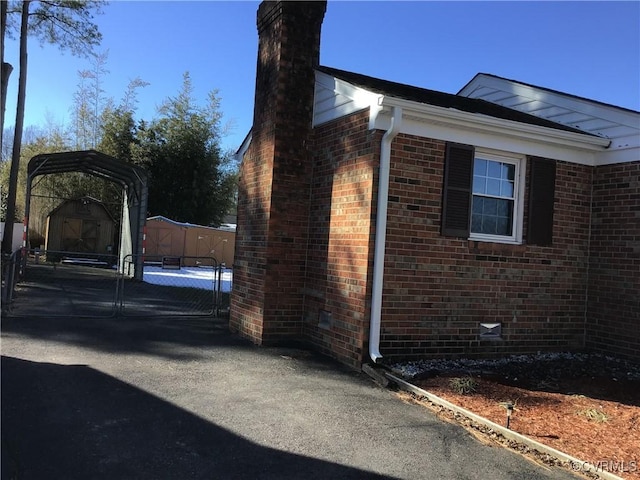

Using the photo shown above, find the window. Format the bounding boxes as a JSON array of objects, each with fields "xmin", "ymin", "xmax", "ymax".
[
  {"xmin": 442, "ymin": 143, "xmax": 555, "ymax": 245},
  {"xmin": 470, "ymin": 152, "xmax": 522, "ymax": 243}
]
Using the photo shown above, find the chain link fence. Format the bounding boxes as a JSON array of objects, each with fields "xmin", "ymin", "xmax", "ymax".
[
  {"xmin": 1, "ymin": 249, "xmax": 24, "ymax": 309},
  {"xmin": 2, "ymin": 250, "xmax": 231, "ymax": 318}
]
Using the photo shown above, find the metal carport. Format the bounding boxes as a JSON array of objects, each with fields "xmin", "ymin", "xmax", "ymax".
[{"xmin": 25, "ymin": 150, "xmax": 149, "ymax": 280}]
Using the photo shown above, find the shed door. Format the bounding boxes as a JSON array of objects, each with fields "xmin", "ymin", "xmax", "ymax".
[
  {"xmin": 62, "ymin": 218, "xmax": 82, "ymax": 251},
  {"xmin": 157, "ymin": 229, "xmax": 173, "ymax": 256},
  {"xmin": 81, "ymin": 220, "xmax": 98, "ymax": 252},
  {"xmin": 196, "ymin": 234, "xmax": 215, "ymax": 257},
  {"xmin": 62, "ymin": 218, "xmax": 97, "ymax": 253}
]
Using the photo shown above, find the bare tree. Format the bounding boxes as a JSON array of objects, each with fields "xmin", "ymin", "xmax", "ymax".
[
  {"xmin": 88, "ymin": 50, "xmax": 109, "ymax": 147},
  {"xmin": 120, "ymin": 76, "xmax": 150, "ymax": 114},
  {"xmin": 71, "ymin": 69, "xmax": 93, "ymax": 149}
]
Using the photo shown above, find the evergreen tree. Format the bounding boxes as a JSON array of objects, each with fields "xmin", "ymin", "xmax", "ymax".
[
  {"xmin": 98, "ymin": 77, "xmax": 149, "ymax": 163},
  {"xmin": 137, "ymin": 72, "xmax": 234, "ymax": 226}
]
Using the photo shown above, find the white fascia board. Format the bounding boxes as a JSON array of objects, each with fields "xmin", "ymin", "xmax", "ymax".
[
  {"xmin": 603, "ymin": 129, "xmax": 640, "ymax": 165},
  {"xmin": 401, "ymin": 115, "xmax": 598, "ymax": 165},
  {"xmin": 596, "ymin": 146, "xmax": 640, "ymax": 165},
  {"xmin": 235, "ymin": 132, "xmax": 252, "ymax": 162},
  {"xmin": 374, "ymin": 96, "xmax": 610, "ymax": 166}
]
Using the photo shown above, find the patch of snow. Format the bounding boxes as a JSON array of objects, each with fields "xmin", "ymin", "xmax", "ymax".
[{"xmin": 143, "ymin": 266, "xmax": 233, "ymax": 293}]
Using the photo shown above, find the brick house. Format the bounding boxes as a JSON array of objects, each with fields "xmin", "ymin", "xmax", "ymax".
[{"xmin": 230, "ymin": 1, "xmax": 639, "ymax": 369}]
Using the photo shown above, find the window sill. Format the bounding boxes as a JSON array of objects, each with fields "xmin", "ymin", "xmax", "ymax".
[{"xmin": 468, "ymin": 235, "xmax": 522, "ymax": 245}]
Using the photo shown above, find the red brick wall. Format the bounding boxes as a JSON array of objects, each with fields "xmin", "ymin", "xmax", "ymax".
[
  {"xmin": 232, "ymin": 0, "xmax": 637, "ymax": 366},
  {"xmin": 586, "ymin": 161, "xmax": 640, "ymax": 360},
  {"xmin": 237, "ymin": 80, "xmax": 637, "ymax": 366},
  {"xmin": 230, "ymin": 133, "xmax": 272, "ymax": 342},
  {"xmin": 230, "ymin": 1, "xmax": 326, "ymax": 344},
  {"xmin": 378, "ymin": 134, "xmax": 593, "ymax": 361},
  {"xmin": 297, "ymin": 124, "xmax": 610, "ymax": 366},
  {"xmin": 302, "ymin": 110, "xmax": 381, "ymax": 368}
]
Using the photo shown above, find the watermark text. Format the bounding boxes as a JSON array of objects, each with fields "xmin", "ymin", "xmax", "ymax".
[{"xmin": 570, "ymin": 460, "xmax": 638, "ymax": 474}]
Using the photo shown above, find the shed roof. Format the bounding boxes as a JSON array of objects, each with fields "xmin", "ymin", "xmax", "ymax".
[
  {"xmin": 147, "ymin": 216, "xmax": 236, "ymax": 232},
  {"xmin": 47, "ymin": 196, "xmax": 115, "ymax": 222}
]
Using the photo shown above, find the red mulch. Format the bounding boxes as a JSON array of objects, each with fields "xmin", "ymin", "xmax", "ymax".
[{"xmin": 411, "ymin": 374, "xmax": 639, "ymax": 479}]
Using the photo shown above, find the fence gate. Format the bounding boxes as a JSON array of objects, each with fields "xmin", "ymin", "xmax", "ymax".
[
  {"xmin": 3, "ymin": 249, "xmax": 119, "ymax": 317},
  {"xmin": 2, "ymin": 250, "xmax": 230, "ymax": 318},
  {"xmin": 119, "ymin": 254, "xmax": 227, "ymax": 317}
]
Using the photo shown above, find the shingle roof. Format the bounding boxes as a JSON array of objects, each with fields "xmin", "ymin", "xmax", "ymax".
[{"xmin": 317, "ymin": 66, "xmax": 595, "ymax": 136}]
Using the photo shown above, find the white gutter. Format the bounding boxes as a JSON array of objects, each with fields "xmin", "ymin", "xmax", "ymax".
[
  {"xmin": 369, "ymin": 106, "xmax": 402, "ymax": 363},
  {"xmin": 380, "ymin": 96, "xmax": 611, "ymax": 151}
]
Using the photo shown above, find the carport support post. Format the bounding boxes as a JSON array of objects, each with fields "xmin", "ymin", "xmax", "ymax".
[
  {"xmin": 118, "ymin": 187, "xmax": 144, "ymax": 281},
  {"xmin": 133, "ymin": 179, "xmax": 148, "ymax": 280},
  {"xmin": 119, "ymin": 188, "xmax": 134, "ymax": 277}
]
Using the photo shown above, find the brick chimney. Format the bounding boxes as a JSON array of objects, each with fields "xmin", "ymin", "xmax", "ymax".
[{"xmin": 230, "ymin": 1, "xmax": 327, "ymax": 345}]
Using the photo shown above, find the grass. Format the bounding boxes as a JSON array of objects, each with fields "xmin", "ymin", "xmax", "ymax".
[
  {"xmin": 449, "ymin": 376, "xmax": 478, "ymax": 395},
  {"xmin": 576, "ymin": 408, "xmax": 608, "ymax": 423}
]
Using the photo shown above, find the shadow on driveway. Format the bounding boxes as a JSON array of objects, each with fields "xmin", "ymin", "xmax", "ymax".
[
  {"xmin": 1, "ymin": 314, "xmax": 580, "ymax": 480},
  {"xmin": 1, "ymin": 356, "xmax": 396, "ymax": 480},
  {"xmin": 0, "ymin": 314, "xmax": 246, "ymax": 360}
]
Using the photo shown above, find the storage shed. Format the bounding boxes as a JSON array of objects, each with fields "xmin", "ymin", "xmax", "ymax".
[
  {"xmin": 145, "ymin": 216, "xmax": 235, "ymax": 267},
  {"xmin": 44, "ymin": 197, "xmax": 116, "ymax": 256}
]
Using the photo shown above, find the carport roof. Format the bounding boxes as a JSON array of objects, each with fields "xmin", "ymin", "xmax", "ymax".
[{"xmin": 28, "ymin": 149, "xmax": 148, "ymax": 192}]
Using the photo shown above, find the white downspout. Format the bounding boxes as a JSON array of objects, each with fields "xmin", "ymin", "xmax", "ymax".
[{"xmin": 369, "ymin": 106, "xmax": 402, "ymax": 363}]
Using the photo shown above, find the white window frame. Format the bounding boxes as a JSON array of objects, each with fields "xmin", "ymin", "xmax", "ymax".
[{"xmin": 469, "ymin": 149, "xmax": 526, "ymax": 245}]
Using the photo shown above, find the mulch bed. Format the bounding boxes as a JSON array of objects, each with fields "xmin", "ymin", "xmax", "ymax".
[{"xmin": 392, "ymin": 353, "xmax": 640, "ymax": 480}]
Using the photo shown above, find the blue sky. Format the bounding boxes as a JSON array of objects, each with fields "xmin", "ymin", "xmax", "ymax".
[{"xmin": 4, "ymin": 1, "xmax": 640, "ymax": 153}]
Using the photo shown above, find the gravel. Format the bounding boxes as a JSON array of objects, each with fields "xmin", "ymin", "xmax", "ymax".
[{"xmin": 389, "ymin": 352, "xmax": 640, "ymax": 383}]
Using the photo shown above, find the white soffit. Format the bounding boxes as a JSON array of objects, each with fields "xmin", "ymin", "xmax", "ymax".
[
  {"xmin": 459, "ymin": 74, "xmax": 640, "ymax": 165},
  {"xmin": 313, "ymin": 71, "xmax": 381, "ymax": 127}
]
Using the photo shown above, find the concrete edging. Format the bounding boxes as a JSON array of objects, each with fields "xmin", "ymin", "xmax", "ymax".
[{"xmin": 385, "ymin": 371, "xmax": 624, "ymax": 480}]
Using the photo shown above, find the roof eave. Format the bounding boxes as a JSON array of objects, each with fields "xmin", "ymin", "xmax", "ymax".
[{"xmin": 378, "ymin": 95, "xmax": 611, "ymax": 153}]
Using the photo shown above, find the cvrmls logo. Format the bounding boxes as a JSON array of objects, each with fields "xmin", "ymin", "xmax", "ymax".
[
  {"xmin": 594, "ymin": 460, "xmax": 638, "ymax": 473},
  {"xmin": 571, "ymin": 460, "xmax": 638, "ymax": 473}
]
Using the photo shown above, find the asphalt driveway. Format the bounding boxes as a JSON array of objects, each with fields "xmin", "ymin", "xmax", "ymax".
[{"xmin": 1, "ymin": 314, "xmax": 579, "ymax": 480}]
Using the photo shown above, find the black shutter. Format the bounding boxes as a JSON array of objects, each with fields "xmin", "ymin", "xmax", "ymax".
[
  {"xmin": 441, "ymin": 143, "xmax": 474, "ymax": 238},
  {"xmin": 528, "ymin": 157, "xmax": 556, "ymax": 246}
]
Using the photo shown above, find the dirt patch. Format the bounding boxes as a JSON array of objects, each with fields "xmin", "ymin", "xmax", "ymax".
[{"xmin": 392, "ymin": 353, "xmax": 640, "ymax": 479}]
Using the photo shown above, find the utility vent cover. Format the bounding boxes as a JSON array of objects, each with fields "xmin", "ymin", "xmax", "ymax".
[
  {"xmin": 319, "ymin": 310, "xmax": 332, "ymax": 330},
  {"xmin": 480, "ymin": 322, "xmax": 502, "ymax": 338}
]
